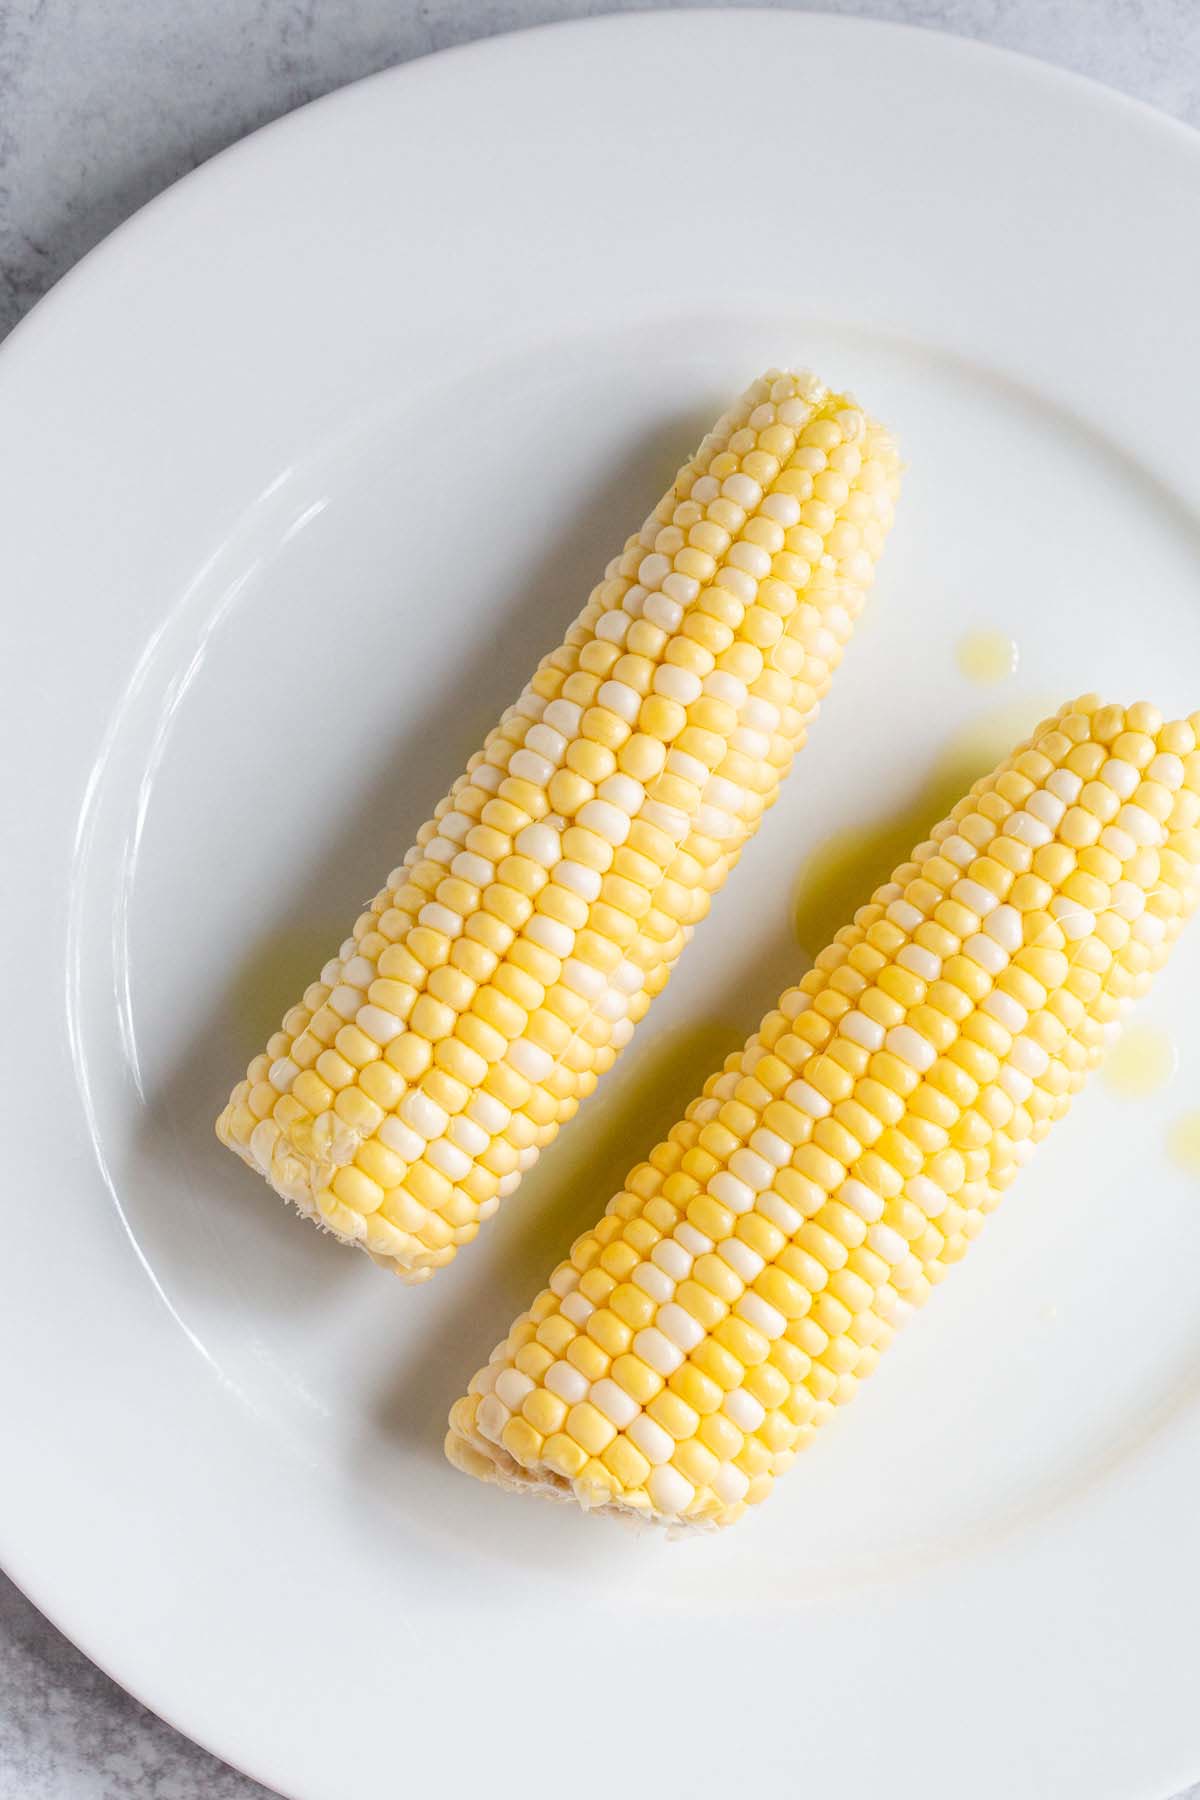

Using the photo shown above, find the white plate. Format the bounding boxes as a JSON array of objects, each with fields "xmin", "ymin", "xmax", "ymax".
[{"xmin": 2, "ymin": 13, "xmax": 1199, "ymax": 1799}]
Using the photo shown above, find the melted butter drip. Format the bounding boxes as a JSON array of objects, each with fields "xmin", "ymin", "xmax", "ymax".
[
  {"xmin": 1102, "ymin": 1026, "xmax": 1179, "ymax": 1098},
  {"xmin": 1168, "ymin": 1113, "xmax": 1200, "ymax": 1177},
  {"xmin": 956, "ymin": 630, "xmax": 1019, "ymax": 685}
]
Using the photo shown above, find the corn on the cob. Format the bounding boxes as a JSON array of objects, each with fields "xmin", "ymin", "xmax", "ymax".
[
  {"xmin": 447, "ymin": 698, "xmax": 1200, "ymax": 1527},
  {"xmin": 217, "ymin": 369, "xmax": 901, "ymax": 1280}
]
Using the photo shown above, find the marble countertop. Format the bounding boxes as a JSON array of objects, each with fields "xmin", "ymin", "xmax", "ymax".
[{"xmin": 1, "ymin": 2, "xmax": 1197, "ymax": 1795}]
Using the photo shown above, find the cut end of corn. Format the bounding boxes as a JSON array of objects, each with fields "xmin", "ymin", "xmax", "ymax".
[
  {"xmin": 216, "ymin": 367, "xmax": 901, "ymax": 1281},
  {"xmin": 446, "ymin": 697, "xmax": 1200, "ymax": 1528}
]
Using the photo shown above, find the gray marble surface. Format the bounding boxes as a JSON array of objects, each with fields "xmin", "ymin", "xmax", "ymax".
[{"xmin": 1, "ymin": 1, "xmax": 1198, "ymax": 1795}]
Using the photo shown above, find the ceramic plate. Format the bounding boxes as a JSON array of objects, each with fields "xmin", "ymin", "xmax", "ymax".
[{"xmin": 2, "ymin": 14, "xmax": 1199, "ymax": 1799}]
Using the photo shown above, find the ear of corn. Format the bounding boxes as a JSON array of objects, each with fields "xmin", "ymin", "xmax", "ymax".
[
  {"xmin": 217, "ymin": 369, "xmax": 901, "ymax": 1281},
  {"xmin": 447, "ymin": 698, "xmax": 1200, "ymax": 1528}
]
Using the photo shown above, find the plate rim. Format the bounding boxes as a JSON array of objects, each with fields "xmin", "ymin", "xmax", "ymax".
[{"xmin": 4, "ymin": 6, "xmax": 1200, "ymax": 388}]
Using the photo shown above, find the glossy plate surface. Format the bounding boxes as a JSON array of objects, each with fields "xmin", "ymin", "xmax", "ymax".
[{"xmin": 1, "ymin": 14, "xmax": 1198, "ymax": 1799}]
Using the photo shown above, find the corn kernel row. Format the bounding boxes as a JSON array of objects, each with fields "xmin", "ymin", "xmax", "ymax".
[
  {"xmin": 218, "ymin": 369, "xmax": 902, "ymax": 1280},
  {"xmin": 447, "ymin": 698, "xmax": 1200, "ymax": 1527}
]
